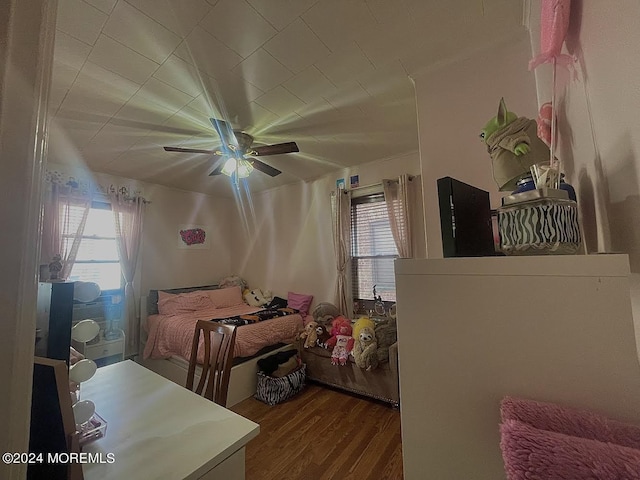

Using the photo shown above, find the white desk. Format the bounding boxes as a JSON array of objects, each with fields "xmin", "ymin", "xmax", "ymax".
[{"xmin": 80, "ymin": 360, "xmax": 259, "ymax": 480}]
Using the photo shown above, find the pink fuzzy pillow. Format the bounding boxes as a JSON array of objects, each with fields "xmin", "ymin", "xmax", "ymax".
[
  {"xmin": 501, "ymin": 419, "xmax": 640, "ymax": 480},
  {"xmin": 157, "ymin": 290, "xmax": 214, "ymax": 315},
  {"xmin": 501, "ymin": 396, "xmax": 640, "ymax": 450},
  {"xmin": 206, "ymin": 286, "xmax": 244, "ymax": 308},
  {"xmin": 287, "ymin": 292, "xmax": 313, "ymax": 317}
]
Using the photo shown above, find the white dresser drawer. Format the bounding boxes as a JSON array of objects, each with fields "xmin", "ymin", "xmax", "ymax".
[{"xmin": 84, "ymin": 340, "xmax": 123, "ymax": 361}]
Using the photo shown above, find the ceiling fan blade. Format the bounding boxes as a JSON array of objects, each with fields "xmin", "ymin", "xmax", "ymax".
[
  {"xmin": 252, "ymin": 142, "xmax": 299, "ymax": 156},
  {"xmin": 164, "ymin": 146, "xmax": 221, "ymax": 154},
  {"xmin": 250, "ymin": 158, "xmax": 281, "ymax": 177},
  {"xmin": 209, "ymin": 118, "xmax": 234, "ymax": 145}
]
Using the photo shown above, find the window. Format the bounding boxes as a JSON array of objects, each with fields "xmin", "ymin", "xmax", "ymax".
[
  {"xmin": 63, "ymin": 202, "xmax": 122, "ymax": 291},
  {"xmin": 350, "ymin": 193, "xmax": 398, "ymax": 303}
]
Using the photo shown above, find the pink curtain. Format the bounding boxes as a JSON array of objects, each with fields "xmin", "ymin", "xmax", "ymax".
[
  {"xmin": 41, "ymin": 183, "xmax": 91, "ymax": 279},
  {"xmin": 109, "ymin": 192, "xmax": 146, "ymax": 353},
  {"xmin": 382, "ymin": 174, "xmax": 414, "ymax": 258},
  {"xmin": 331, "ymin": 189, "xmax": 352, "ymax": 318}
]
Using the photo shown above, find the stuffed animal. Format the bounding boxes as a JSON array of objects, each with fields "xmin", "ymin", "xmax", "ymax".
[
  {"xmin": 352, "ymin": 317, "xmax": 378, "ymax": 370},
  {"xmin": 326, "ymin": 316, "xmax": 354, "ymax": 366},
  {"xmin": 315, "ymin": 323, "xmax": 331, "ymax": 349},
  {"xmin": 219, "ymin": 275, "xmax": 247, "ymax": 291},
  {"xmin": 375, "ymin": 316, "xmax": 397, "ymax": 365},
  {"xmin": 480, "ymin": 97, "xmax": 551, "ymax": 192},
  {"xmin": 312, "ymin": 302, "xmax": 341, "ymax": 326},
  {"xmin": 243, "ymin": 288, "xmax": 273, "ymax": 307},
  {"xmin": 298, "ymin": 321, "xmax": 318, "ymax": 349}
]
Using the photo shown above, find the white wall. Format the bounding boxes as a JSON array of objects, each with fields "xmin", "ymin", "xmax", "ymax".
[
  {"xmin": 231, "ymin": 152, "xmax": 425, "ymax": 307},
  {"xmin": 412, "ymin": 31, "xmax": 540, "ymax": 258},
  {"xmin": 528, "ymin": 0, "xmax": 640, "ymax": 358}
]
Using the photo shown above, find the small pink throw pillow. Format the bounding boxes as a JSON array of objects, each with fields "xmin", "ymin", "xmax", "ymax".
[
  {"xmin": 501, "ymin": 419, "xmax": 640, "ymax": 480},
  {"xmin": 287, "ymin": 292, "xmax": 313, "ymax": 317},
  {"xmin": 206, "ymin": 286, "xmax": 244, "ymax": 308},
  {"xmin": 157, "ymin": 290, "xmax": 214, "ymax": 315}
]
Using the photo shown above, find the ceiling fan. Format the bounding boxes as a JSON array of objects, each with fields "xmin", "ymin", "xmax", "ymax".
[{"xmin": 163, "ymin": 118, "xmax": 299, "ymax": 178}]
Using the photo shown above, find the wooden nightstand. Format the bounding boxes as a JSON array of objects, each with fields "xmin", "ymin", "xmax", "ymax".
[{"xmin": 72, "ymin": 329, "xmax": 125, "ymax": 367}]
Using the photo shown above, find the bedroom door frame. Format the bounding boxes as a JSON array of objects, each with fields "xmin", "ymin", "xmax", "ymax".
[{"xmin": 0, "ymin": 0, "xmax": 57, "ymax": 478}]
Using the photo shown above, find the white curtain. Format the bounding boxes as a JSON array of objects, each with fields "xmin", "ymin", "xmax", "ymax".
[
  {"xmin": 109, "ymin": 191, "xmax": 146, "ymax": 352},
  {"xmin": 383, "ymin": 174, "xmax": 414, "ymax": 258},
  {"xmin": 331, "ymin": 189, "xmax": 352, "ymax": 318},
  {"xmin": 41, "ymin": 183, "xmax": 91, "ymax": 279}
]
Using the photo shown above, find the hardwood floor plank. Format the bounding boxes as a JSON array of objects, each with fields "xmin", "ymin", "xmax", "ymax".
[{"xmin": 231, "ymin": 384, "xmax": 403, "ymax": 480}]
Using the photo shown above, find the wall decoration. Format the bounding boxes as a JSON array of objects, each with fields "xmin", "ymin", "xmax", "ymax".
[
  {"xmin": 177, "ymin": 224, "xmax": 210, "ymax": 249},
  {"xmin": 350, "ymin": 175, "xmax": 360, "ymax": 188},
  {"xmin": 336, "ymin": 178, "xmax": 345, "ymax": 190}
]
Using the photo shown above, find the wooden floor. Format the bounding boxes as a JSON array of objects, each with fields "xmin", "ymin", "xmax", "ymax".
[{"xmin": 231, "ymin": 383, "xmax": 403, "ymax": 480}]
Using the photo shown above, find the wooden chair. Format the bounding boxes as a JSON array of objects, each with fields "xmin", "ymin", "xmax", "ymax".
[{"xmin": 186, "ymin": 321, "xmax": 237, "ymax": 407}]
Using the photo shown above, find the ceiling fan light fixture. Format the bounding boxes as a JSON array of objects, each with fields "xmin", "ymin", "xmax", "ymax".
[{"xmin": 221, "ymin": 157, "xmax": 253, "ymax": 178}]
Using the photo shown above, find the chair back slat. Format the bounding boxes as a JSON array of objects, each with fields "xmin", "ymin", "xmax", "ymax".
[{"xmin": 186, "ymin": 321, "xmax": 236, "ymax": 407}]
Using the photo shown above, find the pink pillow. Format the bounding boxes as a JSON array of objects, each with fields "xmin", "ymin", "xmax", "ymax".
[
  {"xmin": 501, "ymin": 419, "xmax": 640, "ymax": 480},
  {"xmin": 501, "ymin": 396, "xmax": 640, "ymax": 450},
  {"xmin": 288, "ymin": 292, "xmax": 313, "ymax": 316},
  {"xmin": 206, "ymin": 286, "xmax": 244, "ymax": 308},
  {"xmin": 157, "ymin": 291, "xmax": 214, "ymax": 315}
]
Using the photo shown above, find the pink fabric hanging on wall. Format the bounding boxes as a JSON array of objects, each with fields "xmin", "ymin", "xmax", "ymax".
[{"xmin": 529, "ymin": 0, "xmax": 575, "ymax": 70}]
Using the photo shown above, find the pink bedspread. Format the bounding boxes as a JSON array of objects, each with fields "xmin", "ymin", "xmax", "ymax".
[{"xmin": 143, "ymin": 304, "xmax": 303, "ymax": 362}]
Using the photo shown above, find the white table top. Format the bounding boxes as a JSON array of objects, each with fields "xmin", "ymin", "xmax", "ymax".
[{"xmin": 80, "ymin": 360, "xmax": 259, "ymax": 480}]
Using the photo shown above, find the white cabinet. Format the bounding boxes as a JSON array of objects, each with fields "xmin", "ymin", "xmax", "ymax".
[
  {"xmin": 395, "ymin": 254, "xmax": 640, "ymax": 480},
  {"xmin": 72, "ymin": 329, "xmax": 125, "ymax": 367}
]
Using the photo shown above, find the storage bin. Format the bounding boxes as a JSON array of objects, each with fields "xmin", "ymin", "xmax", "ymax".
[{"xmin": 255, "ymin": 364, "xmax": 306, "ymax": 405}]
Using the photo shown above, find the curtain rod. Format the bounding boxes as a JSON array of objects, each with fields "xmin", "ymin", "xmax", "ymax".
[{"xmin": 345, "ymin": 175, "xmax": 415, "ymax": 192}]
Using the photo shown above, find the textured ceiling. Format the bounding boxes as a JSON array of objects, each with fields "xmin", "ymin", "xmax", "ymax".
[{"xmin": 49, "ymin": 0, "xmax": 524, "ymax": 196}]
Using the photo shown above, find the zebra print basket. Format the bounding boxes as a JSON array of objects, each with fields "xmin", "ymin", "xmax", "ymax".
[
  {"xmin": 498, "ymin": 197, "xmax": 581, "ymax": 255},
  {"xmin": 255, "ymin": 364, "xmax": 306, "ymax": 406}
]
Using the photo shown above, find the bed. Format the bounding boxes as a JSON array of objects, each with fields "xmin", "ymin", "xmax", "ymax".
[{"xmin": 138, "ymin": 284, "xmax": 305, "ymax": 407}]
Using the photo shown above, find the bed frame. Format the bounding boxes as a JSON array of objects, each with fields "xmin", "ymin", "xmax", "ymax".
[{"xmin": 137, "ymin": 286, "xmax": 297, "ymax": 407}]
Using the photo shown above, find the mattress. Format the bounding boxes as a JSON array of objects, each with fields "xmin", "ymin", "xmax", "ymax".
[{"xmin": 143, "ymin": 304, "xmax": 304, "ymax": 362}]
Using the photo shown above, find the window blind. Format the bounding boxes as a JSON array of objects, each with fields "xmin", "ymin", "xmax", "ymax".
[{"xmin": 350, "ymin": 193, "xmax": 398, "ymax": 302}]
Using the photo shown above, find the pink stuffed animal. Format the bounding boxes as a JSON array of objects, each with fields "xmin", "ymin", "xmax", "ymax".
[{"xmin": 325, "ymin": 316, "xmax": 354, "ymax": 366}]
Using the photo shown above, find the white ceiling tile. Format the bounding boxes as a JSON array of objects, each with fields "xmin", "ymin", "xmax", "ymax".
[
  {"xmin": 84, "ymin": 120, "xmax": 149, "ymax": 155},
  {"xmin": 302, "ymin": 0, "xmax": 377, "ymax": 52},
  {"xmin": 136, "ymin": 77, "xmax": 194, "ymax": 112},
  {"xmin": 103, "ymin": 2, "xmax": 182, "ymax": 64},
  {"xmin": 59, "ymin": 62, "xmax": 140, "ymax": 119},
  {"xmin": 174, "ymin": 27, "xmax": 243, "ymax": 76},
  {"xmin": 314, "ymin": 42, "xmax": 375, "ymax": 86},
  {"xmin": 254, "ymin": 86, "xmax": 306, "ymax": 117},
  {"xmin": 244, "ymin": 101, "xmax": 279, "ymax": 135},
  {"xmin": 49, "ymin": 86, "xmax": 69, "ymax": 115},
  {"xmin": 232, "ymin": 48, "xmax": 292, "ymax": 92},
  {"xmin": 54, "ymin": 30, "xmax": 92, "ymax": 70},
  {"xmin": 282, "ymin": 66, "xmax": 337, "ymax": 103},
  {"xmin": 52, "ymin": 63, "xmax": 80, "ymax": 93},
  {"xmin": 113, "ymin": 95, "xmax": 177, "ymax": 127},
  {"xmin": 365, "ymin": 0, "xmax": 412, "ymax": 26},
  {"xmin": 152, "ymin": 55, "xmax": 204, "ymax": 97},
  {"xmin": 56, "ymin": 0, "xmax": 108, "ymax": 45},
  {"xmin": 263, "ymin": 19, "xmax": 330, "ymax": 73},
  {"xmin": 49, "ymin": 116, "xmax": 104, "ymax": 153},
  {"xmin": 323, "ymin": 82, "xmax": 370, "ymax": 111},
  {"xmin": 356, "ymin": 21, "xmax": 423, "ymax": 68},
  {"xmin": 200, "ymin": 0, "xmax": 277, "ymax": 58},
  {"xmin": 88, "ymin": 35, "xmax": 160, "ymax": 84},
  {"xmin": 125, "ymin": 0, "xmax": 212, "ymax": 36},
  {"xmin": 84, "ymin": 0, "xmax": 117, "ymax": 14},
  {"xmin": 246, "ymin": 0, "xmax": 318, "ymax": 31}
]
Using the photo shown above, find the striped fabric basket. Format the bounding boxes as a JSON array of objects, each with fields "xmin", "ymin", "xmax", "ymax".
[
  {"xmin": 255, "ymin": 364, "xmax": 306, "ymax": 406},
  {"xmin": 498, "ymin": 197, "xmax": 581, "ymax": 255}
]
